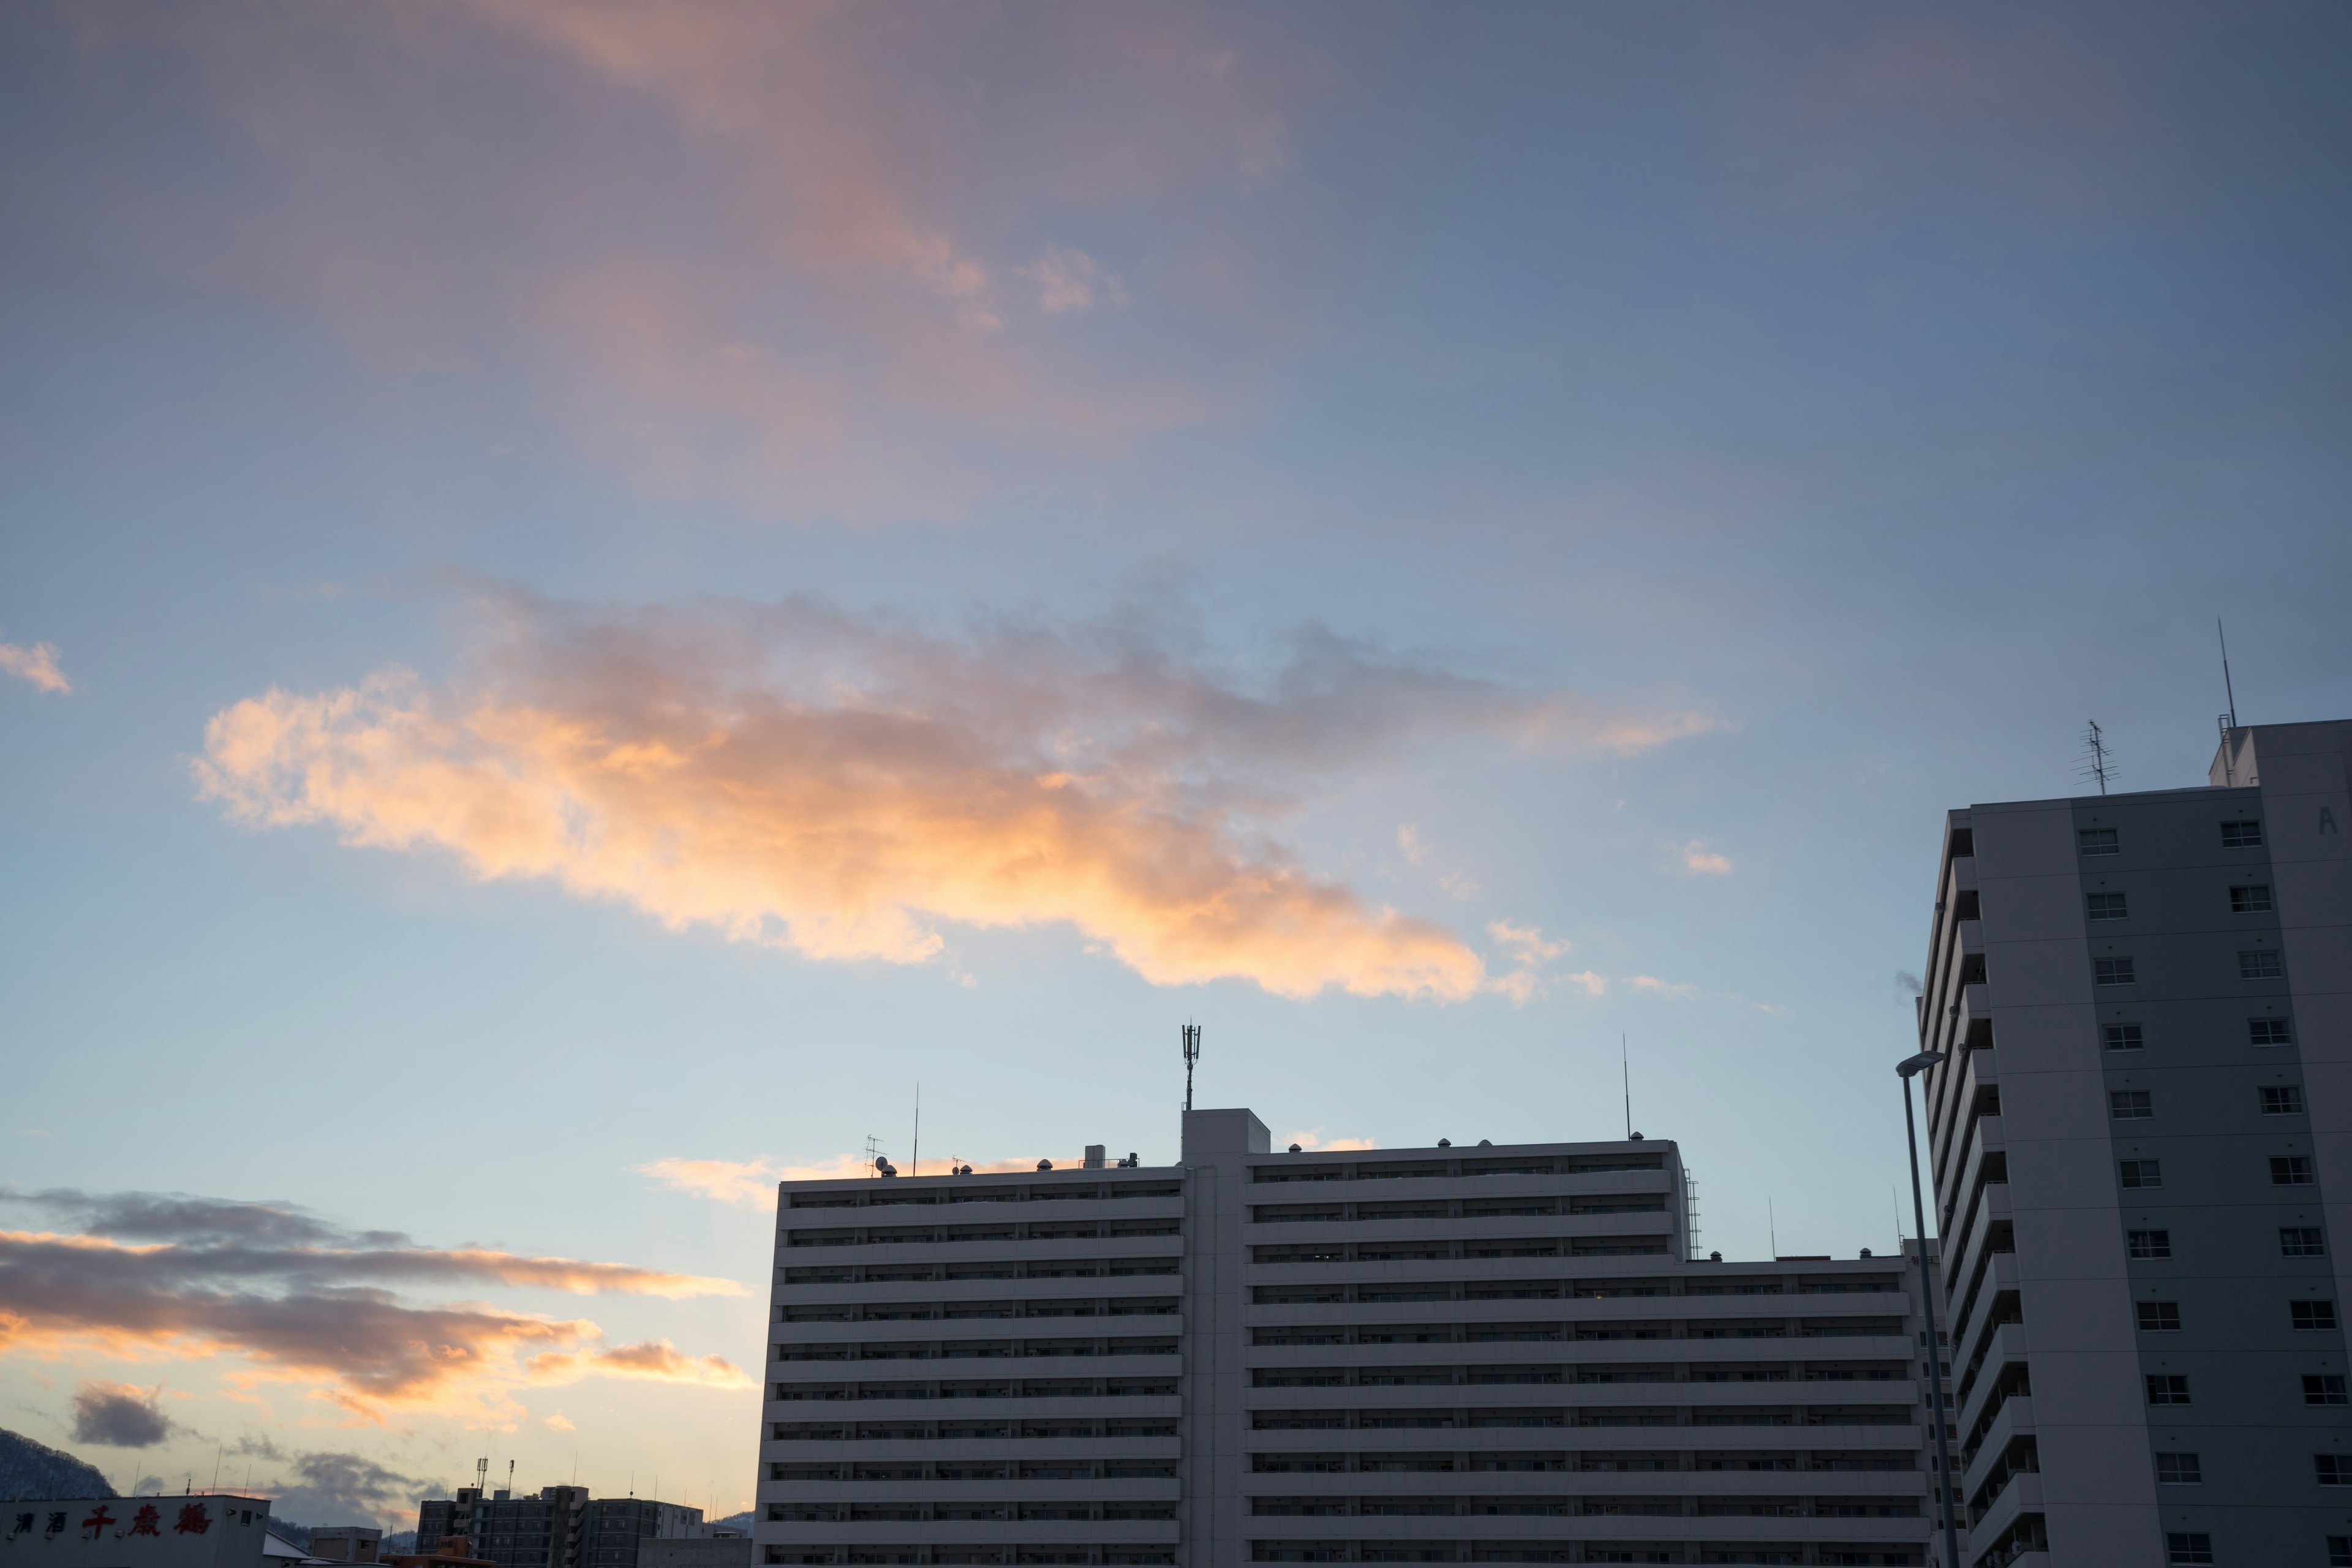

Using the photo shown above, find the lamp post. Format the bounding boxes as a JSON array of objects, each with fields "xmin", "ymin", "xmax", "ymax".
[{"xmin": 1899, "ymin": 1049, "xmax": 1964, "ymax": 1568}]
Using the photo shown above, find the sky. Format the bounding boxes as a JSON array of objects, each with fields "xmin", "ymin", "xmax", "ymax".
[{"xmin": 4, "ymin": 0, "xmax": 2350, "ymax": 1532}]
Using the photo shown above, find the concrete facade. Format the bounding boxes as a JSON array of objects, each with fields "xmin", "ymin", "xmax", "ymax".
[
  {"xmin": 1913, "ymin": 718, "xmax": 2352, "ymax": 1567},
  {"xmin": 754, "ymin": 1110, "xmax": 1946, "ymax": 1567}
]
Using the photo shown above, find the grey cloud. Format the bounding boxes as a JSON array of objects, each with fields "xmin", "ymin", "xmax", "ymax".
[
  {"xmin": 0, "ymin": 1189, "xmax": 741, "ymax": 1410},
  {"xmin": 71, "ymin": 1384, "xmax": 174, "ymax": 1448},
  {"xmin": 263, "ymin": 1452, "xmax": 430, "ymax": 1528},
  {"xmin": 2, "ymin": 1189, "xmax": 407, "ymax": 1250}
]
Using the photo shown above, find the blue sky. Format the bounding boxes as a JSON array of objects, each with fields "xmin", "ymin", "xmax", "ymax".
[{"xmin": 3, "ymin": 0, "xmax": 2348, "ymax": 1528}]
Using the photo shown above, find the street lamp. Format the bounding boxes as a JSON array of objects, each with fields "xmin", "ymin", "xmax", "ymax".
[{"xmin": 1898, "ymin": 1049, "xmax": 1964, "ymax": 1568}]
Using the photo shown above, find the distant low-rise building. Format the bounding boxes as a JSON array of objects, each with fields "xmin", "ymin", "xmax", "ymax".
[
  {"xmin": 309, "ymin": 1529, "xmax": 383, "ymax": 1564},
  {"xmin": 416, "ymin": 1490, "xmax": 704, "ymax": 1568}
]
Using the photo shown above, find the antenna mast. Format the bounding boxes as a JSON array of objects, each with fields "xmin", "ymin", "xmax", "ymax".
[
  {"xmin": 1621, "ymin": 1033, "xmax": 1631, "ymax": 1140},
  {"xmin": 2218, "ymin": 617, "xmax": 2238, "ymax": 728},
  {"xmin": 2080, "ymin": 720, "xmax": 2114, "ymax": 796},
  {"xmin": 1181, "ymin": 1022, "xmax": 1201, "ymax": 1112},
  {"xmin": 2217, "ymin": 619, "xmax": 2241, "ymax": 785},
  {"xmin": 910, "ymin": 1083, "xmax": 921, "ymax": 1180}
]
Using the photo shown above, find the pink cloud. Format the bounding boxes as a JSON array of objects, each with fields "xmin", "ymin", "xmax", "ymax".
[
  {"xmin": 0, "ymin": 640, "xmax": 71, "ymax": 695},
  {"xmin": 194, "ymin": 592, "xmax": 1714, "ymax": 1001}
]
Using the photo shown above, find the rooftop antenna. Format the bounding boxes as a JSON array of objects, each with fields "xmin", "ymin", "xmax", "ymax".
[
  {"xmin": 864, "ymin": 1134, "xmax": 884, "ymax": 1176},
  {"xmin": 2219, "ymin": 617, "xmax": 2239, "ymax": 728},
  {"xmin": 1621, "ymin": 1033, "xmax": 1632, "ymax": 1140},
  {"xmin": 507, "ymin": 1460, "xmax": 515, "ymax": 1496},
  {"xmin": 2079, "ymin": 720, "xmax": 2115, "ymax": 796},
  {"xmin": 910, "ymin": 1083, "xmax": 921, "ymax": 1180},
  {"xmin": 1181, "ymin": 1022, "xmax": 1201, "ymax": 1113},
  {"xmin": 2218, "ymin": 619, "xmax": 2241, "ymax": 785},
  {"xmin": 1769, "ymin": 1196, "xmax": 1779, "ymax": 1257},
  {"xmin": 475, "ymin": 1458, "xmax": 488, "ymax": 1495}
]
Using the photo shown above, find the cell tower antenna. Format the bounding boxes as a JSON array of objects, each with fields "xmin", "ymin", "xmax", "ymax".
[
  {"xmin": 1621, "ymin": 1033, "xmax": 1632, "ymax": 1140},
  {"xmin": 2219, "ymin": 617, "xmax": 2239, "ymax": 728},
  {"xmin": 2079, "ymin": 720, "xmax": 2115, "ymax": 796},
  {"xmin": 1181, "ymin": 1022, "xmax": 1201, "ymax": 1112},
  {"xmin": 910, "ymin": 1083, "xmax": 921, "ymax": 1180}
]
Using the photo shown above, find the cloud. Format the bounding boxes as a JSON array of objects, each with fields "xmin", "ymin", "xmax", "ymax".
[
  {"xmin": 638, "ymin": 1151, "xmax": 1110, "ymax": 1206},
  {"xmin": 194, "ymin": 590, "xmax": 1715, "ymax": 1002},
  {"xmin": 94, "ymin": 4, "xmax": 1330, "ymax": 522},
  {"xmin": 1560, "ymin": 970, "xmax": 1609, "ymax": 998},
  {"xmin": 0, "ymin": 1189, "xmax": 745, "ymax": 1419},
  {"xmin": 1623, "ymin": 974, "xmax": 1701, "ymax": 1000},
  {"xmin": 1396, "ymin": 824, "xmax": 1431, "ymax": 866},
  {"xmin": 1017, "ymin": 245, "xmax": 1128, "ymax": 315},
  {"xmin": 71, "ymin": 1381, "xmax": 174, "ymax": 1447},
  {"xmin": 526, "ymin": 1340, "xmax": 752, "ymax": 1390},
  {"xmin": 1280, "ymin": 1129, "xmax": 1378, "ymax": 1152},
  {"xmin": 0, "ymin": 640, "xmax": 71, "ymax": 695},
  {"xmin": 633, "ymin": 1155, "xmax": 885, "ymax": 1208},
  {"xmin": 1670, "ymin": 839, "xmax": 1735, "ymax": 876},
  {"xmin": 1483, "ymin": 919, "xmax": 1577, "ymax": 1004},
  {"xmin": 256, "ymin": 1451, "xmax": 429, "ymax": 1529},
  {"xmin": 542, "ymin": 1410, "xmax": 575, "ymax": 1433},
  {"xmin": 1487, "ymin": 919, "xmax": 1570, "ymax": 967}
]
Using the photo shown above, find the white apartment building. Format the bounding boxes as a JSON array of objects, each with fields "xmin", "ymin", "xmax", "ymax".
[
  {"xmin": 755, "ymin": 1110, "xmax": 1948, "ymax": 1568},
  {"xmin": 1913, "ymin": 718, "xmax": 2352, "ymax": 1568}
]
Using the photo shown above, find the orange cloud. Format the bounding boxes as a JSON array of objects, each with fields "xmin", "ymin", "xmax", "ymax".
[
  {"xmin": 527, "ymin": 1339, "xmax": 753, "ymax": 1391},
  {"xmin": 0, "ymin": 639, "xmax": 71, "ymax": 694},
  {"xmin": 195, "ymin": 594, "xmax": 1712, "ymax": 1000},
  {"xmin": 0, "ymin": 1192, "xmax": 747, "ymax": 1419}
]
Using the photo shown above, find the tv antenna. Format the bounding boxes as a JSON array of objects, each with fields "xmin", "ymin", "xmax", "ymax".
[
  {"xmin": 1181, "ymin": 1022, "xmax": 1201, "ymax": 1112},
  {"xmin": 910, "ymin": 1083, "xmax": 921, "ymax": 1180},
  {"xmin": 2079, "ymin": 720, "xmax": 2116, "ymax": 796}
]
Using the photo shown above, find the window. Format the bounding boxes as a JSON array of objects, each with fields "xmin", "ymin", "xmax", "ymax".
[
  {"xmin": 2087, "ymin": 892, "xmax": 2128, "ymax": 921},
  {"xmin": 2111, "ymin": 1090, "xmax": 2153, "ymax": 1120},
  {"xmin": 2321, "ymin": 1454, "xmax": 2352, "ymax": 1487},
  {"xmin": 2283, "ymin": 1228, "xmax": 2328, "ymax": 1257},
  {"xmin": 2251, "ymin": 1018, "xmax": 2294, "ymax": 1046},
  {"xmin": 2222, "ymin": 820, "xmax": 2263, "ymax": 848},
  {"xmin": 2273, "ymin": 1156, "xmax": 2316, "ymax": 1186},
  {"xmin": 2293, "ymin": 1301, "xmax": 2338, "ymax": 1331},
  {"xmin": 2147, "ymin": 1374, "xmax": 2191, "ymax": 1405},
  {"xmin": 2231, "ymin": 884, "xmax": 2274, "ymax": 913},
  {"xmin": 2165, "ymin": 1532, "xmax": 2214, "ymax": 1565},
  {"xmin": 2121, "ymin": 1159, "xmax": 2163, "ymax": 1189},
  {"xmin": 2155, "ymin": 1453, "xmax": 2201, "ymax": 1484},
  {"xmin": 2261, "ymin": 1085, "xmax": 2305, "ymax": 1115},
  {"xmin": 2241, "ymin": 949, "xmax": 2284, "ymax": 979},
  {"xmin": 2304, "ymin": 1375, "xmax": 2348, "ymax": 1406},
  {"xmin": 2096, "ymin": 957, "xmax": 2138, "ymax": 986},
  {"xmin": 2130, "ymin": 1229, "xmax": 2173, "ymax": 1259},
  {"xmin": 2331, "ymin": 1535, "xmax": 2351, "ymax": 1568},
  {"xmin": 2080, "ymin": 827, "xmax": 2120, "ymax": 855},
  {"xmin": 2138, "ymin": 1301, "xmax": 2181, "ymax": 1331},
  {"xmin": 2105, "ymin": 1023, "xmax": 2144, "ymax": 1051}
]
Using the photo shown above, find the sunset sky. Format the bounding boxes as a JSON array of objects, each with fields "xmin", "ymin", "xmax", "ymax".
[{"xmin": 4, "ymin": 0, "xmax": 2350, "ymax": 1531}]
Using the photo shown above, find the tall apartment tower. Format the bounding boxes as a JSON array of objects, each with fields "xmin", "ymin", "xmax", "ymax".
[
  {"xmin": 755, "ymin": 1110, "xmax": 1945, "ymax": 1568},
  {"xmin": 1913, "ymin": 718, "xmax": 2352, "ymax": 1567}
]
